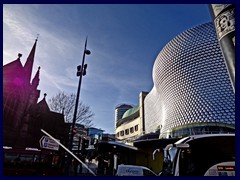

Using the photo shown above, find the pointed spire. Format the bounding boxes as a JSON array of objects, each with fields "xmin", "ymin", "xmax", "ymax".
[
  {"xmin": 17, "ymin": 53, "xmax": 22, "ymax": 60},
  {"xmin": 36, "ymin": 93, "xmax": 50, "ymax": 112},
  {"xmin": 31, "ymin": 66, "xmax": 40, "ymax": 89},
  {"xmin": 24, "ymin": 36, "xmax": 38, "ymax": 83}
]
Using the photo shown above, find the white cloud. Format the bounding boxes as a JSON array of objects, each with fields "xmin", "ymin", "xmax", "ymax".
[{"xmin": 3, "ymin": 6, "xmax": 36, "ymax": 44}]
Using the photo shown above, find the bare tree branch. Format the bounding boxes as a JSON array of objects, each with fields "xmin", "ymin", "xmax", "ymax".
[{"xmin": 48, "ymin": 91, "xmax": 94, "ymax": 127}]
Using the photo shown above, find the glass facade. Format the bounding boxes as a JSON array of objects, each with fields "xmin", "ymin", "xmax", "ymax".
[{"xmin": 144, "ymin": 22, "xmax": 235, "ymax": 138}]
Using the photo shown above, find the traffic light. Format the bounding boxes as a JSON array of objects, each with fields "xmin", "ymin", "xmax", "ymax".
[
  {"xmin": 76, "ymin": 64, "xmax": 88, "ymax": 76},
  {"xmin": 83, "ymin": 64, "xmax": 87, "ymax": 76},
  {"xmin": 77, "ymin": 65, "xmax": 82, "ymax": 76}
]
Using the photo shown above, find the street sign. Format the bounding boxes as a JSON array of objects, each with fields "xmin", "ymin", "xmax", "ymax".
[{"xmin": 39, "ymin": 136, "xmax": 60, "ymax": 151}]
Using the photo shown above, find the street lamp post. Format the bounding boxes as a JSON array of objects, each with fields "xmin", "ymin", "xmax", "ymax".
[
  {"xmin": 208, "ymin": 4, "xmax": 235, "ymax": 93},
  {"xmin": 67, "ymin": 37, "xmax": 91, "ymax": 175}
]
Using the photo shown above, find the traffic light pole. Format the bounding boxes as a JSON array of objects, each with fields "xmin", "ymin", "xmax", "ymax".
[{"xmin": 66, "ymin": 37, "xmax": 91, "ymax": 175}]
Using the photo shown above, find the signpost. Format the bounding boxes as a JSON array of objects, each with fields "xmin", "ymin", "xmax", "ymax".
[
  {"xmin": 39, "ymin": 136, "xmax": 60, "ymax": 151},
  {"xmin": 41, "ymin": 129, "xmax": 96, "ymax": 176}
]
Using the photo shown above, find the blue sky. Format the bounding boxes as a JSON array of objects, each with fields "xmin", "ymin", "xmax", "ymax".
[{"xmin": 3, "ymin": 4, "xmax": 211, "ymax": 134}]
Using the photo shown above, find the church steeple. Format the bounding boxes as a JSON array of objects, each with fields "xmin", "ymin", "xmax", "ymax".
[
  {"xmin": 31, "ymin": 66, "xmax": 40, "ymax": 89},
  {"xmin": 17, "ymin": 53, "xmax": 22, "ymax": 60},
  {"xmin": 24, "ymin": 36, "xmax": 38, "ymax": 84},
  {"xmin": 37, "ymin": 93, "xmax": 50, "ymax": 112}
]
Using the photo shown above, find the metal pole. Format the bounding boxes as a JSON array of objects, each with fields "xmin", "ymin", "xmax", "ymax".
[
  {"xmin": 69, "ymin": 37, "xmax": 88, "ymax": 150},
  {"xmin": 41, "ymin": 129, "xmax": 96, "ymax": 176},
  {"xmin": 67, "ymin": 37, "xmax": 90, "ymax": 175},
  {"xmin": 208, "ymin": 4, "xmax": 235, "ymax": 94}
]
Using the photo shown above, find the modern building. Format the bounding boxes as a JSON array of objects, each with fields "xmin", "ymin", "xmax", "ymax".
[
  {"xmin": 87, "ymin": 127, "xmax": 104, "ymax": 145},
  {"xmin": 115, "ymin": 92, "xmax": 148, "ymax": 143},
  {"xmin": 144, "ymin": 22, "xmax": 235, "ymax": 138},
  {"xmin": 114, "ymin": 104, "xmax": 133, "ymax": 128}
]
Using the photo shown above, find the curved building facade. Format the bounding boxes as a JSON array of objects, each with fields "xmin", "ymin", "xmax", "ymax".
[
  {"xmin": 115, "ymin": 104, "xmax": 133, "ymax": 128},
  {"xmin": 115, "ymin": 92, "xmax": 148, "ymax": 144},
  {"xmin": 144, "ymin": 22, "xmax": 235, "ymax": 138},
  {"xmin": 115, "ymin": 105, "xmax": 140, "ymax": 142}
]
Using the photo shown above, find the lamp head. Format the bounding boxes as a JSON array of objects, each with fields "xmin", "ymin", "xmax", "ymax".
[{"xmin": 85, "ymin": 49, "xmax": 91, "ymax": 55}]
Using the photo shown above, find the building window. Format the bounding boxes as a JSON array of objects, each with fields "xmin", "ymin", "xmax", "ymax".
[
  {"xmin": 130, "ymin": 127, "xmax": 134, "ymax": 133},
  {"xmin": 135, "ymin": 125, "xmax": 138, "ymax": 131},
  {"xmin": 120, "ymin": 130, "xmax": 124, "ymax": 136},
  {"xmin": 125, "ymin": 129, "xmax": 129, "ymax": 135}
]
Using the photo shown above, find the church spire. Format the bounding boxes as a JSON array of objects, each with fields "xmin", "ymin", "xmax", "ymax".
[
  {"xmin": 24, "ymin": 36, "xmax": 38, "ymax": 83},
  {"xmin": 37, "ymin": 93, "xmax": 50, "ymax": 112},
  {"xmin": 31, "ymin": 66, "xmax": 40, "ymax": 89},
  {"xmin": 17, "ymin": 53, "xmax": 22, "ymax": 60}
]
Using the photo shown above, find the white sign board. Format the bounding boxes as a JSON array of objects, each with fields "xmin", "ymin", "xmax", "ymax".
[
  {"xmin": 39, "ymin": 136, "xmax": 60, "ymax": 151},
  {"xmin": 114, "ymin": 154, "xmax": 118, "ymax": 170}
]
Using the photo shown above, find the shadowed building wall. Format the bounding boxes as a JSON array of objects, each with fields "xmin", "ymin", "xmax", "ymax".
[{"xmin": 3, "ymin": 39, "xmax": 68, "ymax": 148}]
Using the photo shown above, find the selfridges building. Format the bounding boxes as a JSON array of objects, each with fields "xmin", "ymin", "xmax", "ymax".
[{"xmin": 144, "ymin": 22, "xmax": 235, "ymax": 138}]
